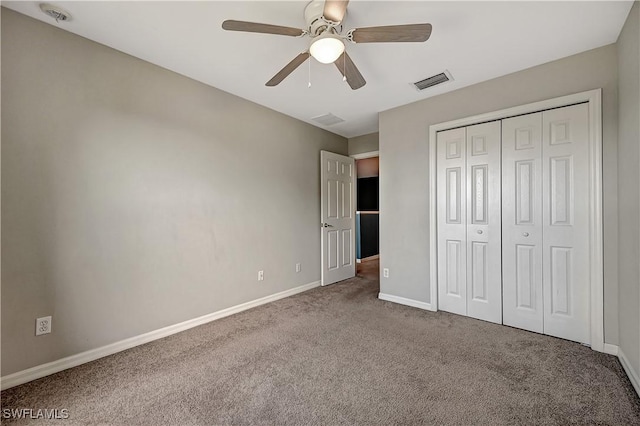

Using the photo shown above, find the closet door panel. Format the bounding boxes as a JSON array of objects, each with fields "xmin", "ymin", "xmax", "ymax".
[
  {"xmin": 466, "ymin": 121, "xmax": 502, "ymax": 324},
  {"xmin": 542, "ymin": 103, "xmax": 590, "ymax": 344},
  {"xmin": 502, "ymin": 113, "xmax": 544, "ymax": 333},
  {"xmin": 437, "ymin": 128, "xmax": 467, "ymax": 315}
]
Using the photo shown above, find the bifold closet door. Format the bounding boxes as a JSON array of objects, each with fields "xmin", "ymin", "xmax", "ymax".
[
  {"xmin": 502, "ymin": 103, "xmax": 590, "ymax": 344},
  {"xmin": 542, "ymin": 103, "xmax": 590, "ymax": 344},
  {"xmin": 502, "ymin": 112, "xmax": 544, "ymax": 333},
  {"xmin": 437, "ymin": 127, "xmax": 467, "ymax": 316},
  {"xmin": 437, "ymin": 122, "xmax": 502, "ymax": 323},
  {"xmin": 466, "ymin": 121, "xmax": 502, "ymax": 324}
]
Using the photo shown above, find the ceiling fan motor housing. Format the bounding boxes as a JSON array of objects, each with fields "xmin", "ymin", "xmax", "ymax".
[{"xmin": 305, "ymin": 0, "xmax": 343, "ymax": 36}]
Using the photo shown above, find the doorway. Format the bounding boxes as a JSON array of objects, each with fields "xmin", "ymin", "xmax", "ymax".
[{"xmin": 354, "ymin": 154, "xmax": 379, "ymax": 277}]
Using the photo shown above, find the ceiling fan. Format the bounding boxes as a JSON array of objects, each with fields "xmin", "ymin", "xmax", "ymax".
[{"xmin": 222, "ymin": 0, "xmax": 432, "ymax": 90}]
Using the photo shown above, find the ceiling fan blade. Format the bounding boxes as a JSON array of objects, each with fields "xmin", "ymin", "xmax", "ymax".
[
  {"xmin": 266, "ymin": 52, "xmax": 310, "ymax": 87},
  {"xmin": 222, "ymin": 20, "xmax": 305, "ymax": 37},
  {"xmin": 351, "ymin": 23, "xmax": 432, "ymax": 43},
  {"xmin": 334, "ymin": 52, "xmax": 366, "ymax": 90},
  {"xmin": 323, "ymin": 0, "xmax": 349, "ymax": 23}
]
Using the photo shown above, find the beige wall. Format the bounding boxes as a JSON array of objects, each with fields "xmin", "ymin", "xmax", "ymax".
[
  {"xmin": 348, "ymin": 133, "xmax": 379, "ymax": 156},
  {"xmin": 617, "ymin": 1, "xmax": 640, "ymax": 377},
  {"xmin": 379, "ymin": 44, "xmax": 620, "ymax": 344},
  {"xmin": 1, "ymin": 9, "xmax": 347, "ymax": 376}
]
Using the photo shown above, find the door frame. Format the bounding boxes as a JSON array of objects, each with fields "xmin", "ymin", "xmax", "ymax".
[
  {"xmin": 350, "ymin": 150, "xmax": 380, "ymax": 267},
  {"xmin": 428, "ymin": 89, "xmax": 604, "ymax": 352}
]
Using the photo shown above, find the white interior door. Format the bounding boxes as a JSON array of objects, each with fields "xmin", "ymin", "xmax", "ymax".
[
  {"xmin": 542, "ymin": 103, "xmax": 590, "ymax": 344},
  {"xmin": 321, "ymin": 151, "xmax": 355, "ymax": 286},
  {"xmin": 437, "ymin": 128, "xmax": 467, "ymax": 315},
  {"xmin": 502, "ymin": 112, "xmax": 544, "ymax": 333},
  {"xmin": 466, "ymin": 121, "xmax": 502, "ymax": 324}
]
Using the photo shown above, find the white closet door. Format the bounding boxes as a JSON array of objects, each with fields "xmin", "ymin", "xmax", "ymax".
[
  {"xmin": 542, "ymin": 103, "xmax": 590, "ymax": 344},
  {"xmin": 437, "ymin": 127, "xmax": 467, "ymax": 315},
  {"xmin": 466, "ymin": 121, "xmax": 502, "ymax": 324},
  {"xmin": 502, "ymin": 113, "xmax": 544, "ymax": 333}
]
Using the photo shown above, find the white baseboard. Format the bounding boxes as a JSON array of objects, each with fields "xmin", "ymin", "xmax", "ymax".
[
  {"xmin": 378, "ymin": 293, "xmax": 435, "ymax": 312},
  {"xmin": 0, "ymin": 280, "xmax": 320, "ymax": 391},
  {"xmin": 603, "ymin": 343, "xmax": 619, "ymax": 356},
  {"xmin": 618, "ymin": 348, "xmax": 640, "ymax": 397}
]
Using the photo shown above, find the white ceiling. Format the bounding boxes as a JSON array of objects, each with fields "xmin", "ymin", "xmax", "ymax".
[{"xmin": 3, "ymin": 1, "xmax": 633, "ymax": 138}]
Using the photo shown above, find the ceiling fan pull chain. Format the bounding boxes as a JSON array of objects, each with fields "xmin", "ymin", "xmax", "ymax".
[
  {"xmin": 343, "ymin": 52, "xmax": 347, "ymax": 82},
  {"xmin": 308, "ymin": 55, "xmax": 312, "ymax": 88}
]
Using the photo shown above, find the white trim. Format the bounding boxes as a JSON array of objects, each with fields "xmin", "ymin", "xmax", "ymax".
[
  {"xmin": 350, "ymin": 150, "xmax": 379, "ymax": 160},
  {"xmin": 428, "ymin": 89, "xmax": 604, "ymax": 352},
  {"xmin": 603, "ymin": 343, "xmax": 619, "ymax": 356},
  {"xmin": 429, "ymin": 121, "xmax": 438, "ymax": 310},
  {"xmin": 587, "ymin": 89, "xmax": 605, "ymax": 353},
  {"xmin": 378, "ymin": 293, "xmax": 435, "ymax": 312},
  {"xmin": 619, "ymin": 348, "xmax": 640, "ymax": 397},
  {"xmin": 0, "ymin": 280, "xmax": 321, "ymax": 391}
]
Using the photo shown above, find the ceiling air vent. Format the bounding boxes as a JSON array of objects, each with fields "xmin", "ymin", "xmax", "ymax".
[
  {"xmin": 413, "ymin": 70, "xmax": 453, "ymax": 91},
  {"xmin": 312, "ymin": 113, "xmax": 345, "ymax": 126}
]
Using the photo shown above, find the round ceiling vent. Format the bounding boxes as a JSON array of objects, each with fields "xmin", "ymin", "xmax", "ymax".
[{"xmin": 39, "ymin": 3, "xmax": 71, "ymax": 22}]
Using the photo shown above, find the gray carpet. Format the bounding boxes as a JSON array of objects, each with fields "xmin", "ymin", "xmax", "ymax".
[{"xmin": 2, "ymin": 260, "xmax": 640, "ymax": 425}]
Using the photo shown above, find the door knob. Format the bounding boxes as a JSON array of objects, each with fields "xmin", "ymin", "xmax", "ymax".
[
  {"xmin": 477, "ymin": 230, "xmax": 483, "ymax": 234},
  {"xmin": 322, "ymin": 223, "xmax": 334, "ymax": 228},
  {"xmin": 523, "ymin": 232, "xmax": 530, "ymax": 237}
]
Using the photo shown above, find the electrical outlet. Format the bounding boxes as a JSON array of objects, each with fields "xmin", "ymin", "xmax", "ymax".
[
  {"xmin": 383, "ymin": 268, "xmax": 390, "ymax": 278},
  {"xmin": 295, "ymin": 263, "xmax": 301, "ymax": 273},
  {"xmin": 258, "ymin": 270, "xmax": 264, "ymax": 281},
  {"xmin": 36, "ymin": 316, "xmax": 52, "ymax": 336}
]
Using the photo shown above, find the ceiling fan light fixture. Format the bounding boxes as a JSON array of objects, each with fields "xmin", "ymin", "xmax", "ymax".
[{"xmin": 309, "ymin": 33, "xmax": 345, "ymax": 64}]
